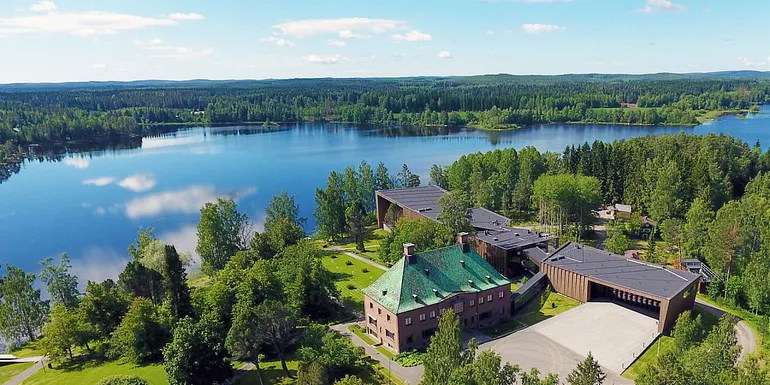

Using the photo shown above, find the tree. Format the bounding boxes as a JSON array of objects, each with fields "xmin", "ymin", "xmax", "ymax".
[
  {"xmin": 743, "ymin": 257, "xmax": 770, "ymax": 314},
  {"xmin": 121, "ymin": 228, "xmax": 165, "ymax": 306},
  {"xmin": 566, "ymin": 352, "xmax": 605, "ymax": 385},
  {"xmin": 421, "ymin": 309, "xmax": 474, "ymax": 385},
  {"xmin": 297, "ymin": 325, "xmax": 364, "ymax": 381},
  {"xmin": 315, "ymin": 171, "xmax": 348, "ymax": 241},
  {"xmin": 659, "ymin": 218, "xmax": 684, "ymax": 262},
  {"xmin": 733, "ymin": 355, "xmax": 770, "ymax": 385},
  {"xmin": 164, "ymin": 316, "xmax": 232, "ymax": 385},
  {"xmin": 40, "ymin": 304, "xmax": 81, "ymax": 362},
  {"xmin": 110, "ymin": 298, "xmax": 170, "ymax": 363},
  {"xmin": 379, "ymin": 217, "xmax": 454, "ymax": 264},
  {"xmin": 398, "ymin": 164, "xmax": 420, "ymax": 187},
  {"xmin": 375, "ymin": 161, "xmax": 392, "ymax": 191},
  {"xmin": 80, "ymin": 279, "xmax": 130, "ymax": 340},
  {"xmin": 95, "ymin": 375, "xmax": 150, "ymax": 385},
  {"xmin": 276, "ymin": 242, "xmax": 338, "ymax": 319},
  {"xmin": 706, "ymin": 200, "xmax": 744, "ymax": 281},
  {"xmin": 265, "ymin": 191, "xmax": 306, "ymax": 231},
  {"xmin": 648, "ymin": 160, "xmax": 686, "ymax": 222},
  {"xmin": 226, "ymin": 297, "xmax": 268, "ymax": 385},
  {"xmin": 197, "ymin": 198, "xmax": 249, "ymax": 274},
  {"xmin": 333, "ymin": 375, "xmax": 363, "ymax": 385},
  {"xmin": 162, "ymin": 245, "xmax": 193, "ymax": 320},
  {"xmin": 429, "ymin": 165, "xmax": 449, "ymax": 190},
  {"xmin": 437, "ymin": 190, "xmax": 472, "ymax": 235},
  {"xmin": 671, "ymin": 310, "xmax": 703, "ymax": 352},
  {"xmin": 683, "ymin": 198, "xmax": 714, "ymax": 259},
  {"xmin": 265, "ymin": 217, "xmax": 305, "ymax": 253},
  {"xmin": 255, "ymin": 300, "xmax": 301, "ymax": 378},
  {"xmin": 345, "ymin": 199, "xmax": 367, "ymax": 252},
  {"xmin": 603, "ymin": 231, "xmax": 630, "ymax": 255},
  {"xmin": 39, "ymin": 253, "xmax": 80, "ymax": 309},
  {"xmin": 0, "ymin": 265, "xmax": 48, "ymax": 341},
  {"xmin": 520, "ymin": 368, "xmax": 560, "ymax": 385},
  {"xmin": 298, "ymin": 361, "xmax": 329, "ymax": 385},
  {"xmin": 687, "ymin": 315, "xmax": 740, "ymax": 385}
]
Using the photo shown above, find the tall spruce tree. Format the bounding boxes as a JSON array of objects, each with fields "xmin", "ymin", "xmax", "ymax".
[{"xmin": 162, "ymin": 245, "xmax": 193, "ymax": 320}]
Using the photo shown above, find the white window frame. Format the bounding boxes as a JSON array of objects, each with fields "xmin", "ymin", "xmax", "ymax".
[
  {"xmin": 419, "ymin": 313, "xmax": 426, "ymax": 321},
  {"xmin": 487, "ymin": 294, "xmax": 493, "ymax": 302},
  {"xmin": 405, "ymin": 317, "xmax": 412, "ymax": 325},
  {"xmin": 479, "ymin": 297, "xmax": 484, "ymax": 304},
  {"xmin": 499, "ymin": 291, "xmax": 505, "ymax": 298},
  {"xmin": 470, "ymin": 299, "xmax": 475, "ymax": 307},
  {"xmin": 430, "ymin": 310, "xmax": 436, "ymax": 318}
]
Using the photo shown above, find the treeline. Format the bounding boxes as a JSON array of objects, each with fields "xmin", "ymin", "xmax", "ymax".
[
  {"xmin": 0, "ymin": 193, "xmax": 383, "ymax": 385},
  {"xmin": 2, "ymin": 76, "xmax": 770, "ymax": 147}
]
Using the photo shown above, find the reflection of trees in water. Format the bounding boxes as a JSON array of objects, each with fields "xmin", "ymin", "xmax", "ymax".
[{"xmin": 206, "ymin": 125, "xmax": 291, "ymax": 136}]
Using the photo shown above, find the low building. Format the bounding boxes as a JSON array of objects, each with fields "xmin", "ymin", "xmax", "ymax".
[
  {"xmin": 375, "ymin": 186, "xmax": 555, "ymax": 277},
  {"xmin": 675, "ymin": 258, "xmax": 718, "ymax": 293},
  {"xmin": 540, "ymin": 242, "xmax": 700, "ymax": 333},
  {"xmin": 614, "ymin": 204, "xmax": 632, "ymax": 220},
  {"xmin": 362, "ymin": 234, "xmax": 512, "ymax": 353}
]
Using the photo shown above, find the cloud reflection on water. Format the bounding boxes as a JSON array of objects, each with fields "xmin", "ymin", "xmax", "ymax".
[{"xmin": 124, "ymin": 185, "xmax": 256, "ymax": 219}]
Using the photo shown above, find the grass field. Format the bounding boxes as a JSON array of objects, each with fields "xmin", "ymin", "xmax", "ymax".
[
  {"xmin": 8, "ymin": 339, "xmax": 45, "ymax": 358},
  {"xmin": 516, "ymin": 292, "xmax": 581, "ymax": 326},
  {"xmin": 622, "ymin": 306, "xmax": 720, "ymax": 380},
  {"xmin": 321, "ymin": 252, "xmax": 385, "ymax": 310},
  {"xmin": 0, "ymin": 362, "xmax": 34, "ymax": 383},
  {"xmin": 233, "ymin": 356, "xmax": 299, "ymax": 385},
  {"xmin": 695, "ymin": 109, "xmax": 749, "ymax": 124},
  {"xmin": 348, "ymin": 324, "xmax": 378, "ymax": 345},
  {"xmin": 337, "ymin": 228, "xmax": 389, "ymax": 266},
  {"xmin": 22, "ymin": 358, "xmax": 169, "ymax": 385}
]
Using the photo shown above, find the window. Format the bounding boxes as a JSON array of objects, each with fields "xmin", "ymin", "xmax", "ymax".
[
  {"xmin": 387, "ymin": 314, "xmax": 391, "ymax": 321},
  {"xmin": 370, "ymin": 302, "xmax": 373, "ymax": 309},
  {"xmin": 487, "ymin": 294, "xmax": 493, "ymax": 302},
  {"xmin": 406, "ymin": 335, "xmax": 413, "ymax": 344},
  {"xmin": 430, "ymin": 311, "xmax": 436, "ymax": 318},
  {"xmin": 405, "ymin": 317, "xmax": 412, "ymax": 325},
  {"xmin": 440, "ymin": 308, "xmax": 446, "ymax": 316},
  {"xmin": 378, "ymin": 308, "xmax": 381, "ymax": 315},
  {"xmin": 499, "ymin": 306, "xmax": 505, "ymax": 315},
  {"xmin": 479, "ymin": 297, "xmax": 484, "ymax": 304},
  {"xmin": 453, "ymin": 302, "xmax": 464, "ymax": 314},
  {"xmin": 470, "ymin": 299, "xmax": 475, "ymax": 307},
  {"xmin": 386, "ymin": 330, "xmax": 394, "ymax": 340},
  {"xmin": 499, "ymin": 291, "xmax": 505, "ymax": 299},
  {"xmin": 419, "ymin": 313, "xmax": 426, "ymax": 322}
]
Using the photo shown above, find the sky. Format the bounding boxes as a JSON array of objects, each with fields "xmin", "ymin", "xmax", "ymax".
[{"xmin": 0, "ymin": 0, "xmax": 768, "ymax": 83}]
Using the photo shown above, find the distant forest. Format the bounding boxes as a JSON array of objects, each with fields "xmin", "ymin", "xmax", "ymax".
[{"xmin": 1, "ymin": 73, "xmax": 769, "ymax": 181}]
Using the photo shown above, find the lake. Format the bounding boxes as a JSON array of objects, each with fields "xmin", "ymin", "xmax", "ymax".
[{"xmin": 1, "ymin": 107, "xmax": 768, "ymax": 285}]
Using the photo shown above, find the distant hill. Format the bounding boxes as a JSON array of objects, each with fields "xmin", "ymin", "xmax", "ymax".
[{"xmin": 1, "ymin": 71, "xmax": 769, "ymax": 92}]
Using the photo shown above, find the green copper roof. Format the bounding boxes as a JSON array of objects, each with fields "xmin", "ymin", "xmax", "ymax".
[{"xmin": 362, "ymin": 245, "xmax": 511, "ymax": 314}]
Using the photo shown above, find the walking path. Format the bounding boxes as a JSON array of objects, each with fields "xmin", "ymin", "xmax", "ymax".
[
  {"xmin": 329, "ymin": 246, "xmax": 388, "ymax": 271},
  {"xmin": 694, "ymin": 299, "xmax": 757, "ymax": 361},
  {"xmin": 4, "ymin": 357, "xmax": 46, "ymax": 385}
]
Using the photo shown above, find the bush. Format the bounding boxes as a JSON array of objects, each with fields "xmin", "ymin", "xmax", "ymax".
[
  {"xmin": 345, "ymin": 260, "xmax": 353, "ymax": 266},
  {"xmin": 394, "ymin": 349, "xmax": 426, "ymax": 367},
  {"xmin": 96, "ymin": 375, "xmax": 150, "ymax": 385},
  {"xmin": 346, "ymin": 284, "xmax": 356, "ymax": 290},
  {"xmin": 361, "ymin": 268, "xmax": 369, "ymax": 273}
]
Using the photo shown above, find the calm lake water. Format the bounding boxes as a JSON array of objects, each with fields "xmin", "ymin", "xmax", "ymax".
[{"xmin": 1, "ymin": 106, "xmax": 768, "ymax": 285}]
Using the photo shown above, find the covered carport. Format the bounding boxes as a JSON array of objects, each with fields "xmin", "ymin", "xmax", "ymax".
[{"xmin": 540, "ymin": 242, "xmax": 700, "ymax": 333}]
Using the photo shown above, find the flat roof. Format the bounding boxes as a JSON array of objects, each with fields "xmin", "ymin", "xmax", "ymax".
[
  {"xmin": 543, "ymin": 242, "xmax": 699, "ymax": 300},
  {"xmin": 615, "ymin": 204, "xmax": 632, "ymax": 213},
  {"xmin": 475, "ymin": 227, "xmax": 554, "ymax": 251},
  {"xmin": 377, "ymin": 185, "xmax": 447, "ymax": 221},
  {"xmin": 523, "ymin": 245, "xmax": 550, "ymax": 264},
  {"xmin": 469, "ymin": 207, "xmax": 511, "ymax": 230}
]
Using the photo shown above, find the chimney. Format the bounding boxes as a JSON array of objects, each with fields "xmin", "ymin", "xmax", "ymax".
[
  {"xmin": 460, "ymin": 259, "xmax": 465, "ymax": 267},
  {"xmin": 457, "ymin": 232, "xmax": 469, "ymax": 252},
  {"xmin": 424, "ymin": 268, "xmax": 430, "ymax": 276},
  {"xmin": 404, "ymin": 243, "xmax": 416, "ymax": 264}
]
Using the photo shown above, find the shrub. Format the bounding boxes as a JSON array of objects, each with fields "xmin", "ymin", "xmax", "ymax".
[
  {"xmin": 361, "ymin": 268, "xmax": 369, "ymax": 273},
  {"xmin": 345, "ymin": 260, "xmax": 353, "ymax": 266},
  {"xmin": 96, "ymin": 375, "xmax": 150, "ymax": 385},
  {"xmin": 346, "ymin": 284, "xmax": 356, "ymax": 290},
  {"xmin": 394, "ymin": 350, "xmax": 426, "ymax": 367}
]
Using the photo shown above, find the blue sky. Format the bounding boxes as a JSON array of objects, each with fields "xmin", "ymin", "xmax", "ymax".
[{"xmin": 0, "ymin": 0, "xmax": 768, "ymax": 83}]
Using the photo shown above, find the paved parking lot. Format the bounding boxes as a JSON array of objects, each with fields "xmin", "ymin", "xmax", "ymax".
[{"xmin": 530, "ymin": 301, "xmax": 659, "ymax": 375}]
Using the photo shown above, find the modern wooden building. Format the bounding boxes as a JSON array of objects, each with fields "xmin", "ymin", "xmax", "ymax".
[
  {"xmin": 362, "ymin": 234, "xmax": 511, "ymax": 353},
  {"xmin": 541, "ymin": 242, "xmax": 700, "ymax": 333}
]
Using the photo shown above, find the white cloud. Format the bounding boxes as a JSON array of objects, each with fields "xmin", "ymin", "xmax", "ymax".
[
  {"xmin": 326, "ymin": 39, "xmax": 347, "ymax": 47},
  {"xmin": 639, "ymin": 0, "xmax": 685, "ymax": 13},
  {"xmin": 30, "ymin": 1, "xmax": 56, "ymax": 12},
  {"xmin": 168, "ymin": 13, "xmax": 205, "ymax": 20},
  {"xmin": 391, "ymin": 30, "xmax": 432, "ymax": 42},
  {"xmin": 82, "ymin": 177, "xmax": 115, "ymax": 186},
  {"xmin": 273, "ymin": 18, "xmax": 407, "ymax": 38},
  {"xmin": 135, "ymin": 38, "xmax": 164, "ymax": 46},
  {"xmin": 159, "ymin": 224, "xmax": 200, "ymax": 266},
  {"xmin": 437, "ymin": 50, "xmax": 452, "ymax": 59},
  {"xmin": 123, "ymin": 185, "xmax": 255, "ymax": 219},
  {"xmin": 92, "ymin": 63, "xmax": 106, "ymax": 69},
  {"xmin": 339, "ymin": 29, "xmax": 370, "ymax": 39},
  {"xmin": 0, "ymin": 10, "xmax": 176, "ymax": 37},
  {"xmin": 118, "ymin": 174, "xmax": 157, "ymax": 192},
  {"xmin": 521, "ymin": 23, "xmax": 566, "ymax": 34},
  {"xmin": 260, "ymin": 36, "xmax": 294, "ymax": 47},
  {"xmin": 303, "ymin": 54, "xmax": 345, "ymax": 64},
  {"xmin": 64, "ymin": 157, "xmax": 89, "ymax": 169},
  {"xmin": 738, "ymin": 56, "xmax": 768, "ymax": 68},
  {"xmin": 137, "ymin": 39, "xmax": 213, "ymax": 60}
]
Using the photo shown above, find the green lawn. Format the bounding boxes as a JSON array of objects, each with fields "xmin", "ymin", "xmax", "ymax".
[
  {"xmin": 348, "ymin": 325, "xmax": 378, "ymax": 345},
  {"xmin": 0, "ymin": 362, "xmax": 34, "ymax": 383},
  {"xmin": 8, "ymin": 339, "xmax": 45, "ymax": 358},
  {"xmin": 622, "ymin": 306, "xmax": 720, "ymax": 380},
  {"xmin": 321, "ymin": 252, "xmax": 385, "ymax": 311},
  {"xmin": 22, "ymin": 358, "xmax": 169, "ymax": 385},
  {"xmin": 516, "ymin": 292, "xmax": 581, "ymax": 326},
  {"xmin": 695, "ymin": 109, "xmax": 749, "ymax": 124},
  {"xmin": 376, "ymin": 346, "xmax": 396, "ymax": 360},
  {"xmin": 233, "ymin": 356, "xmax": 298, "ymax": 385},
  {"xmin": 338, "ymin": 228, "xmax": 389, "ymax": 266}
]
